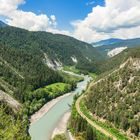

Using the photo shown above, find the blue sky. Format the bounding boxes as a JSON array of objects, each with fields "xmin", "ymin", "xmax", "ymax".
[
  {"xmin": 19, "ymin": 0, "xmax": 104, "ymax": 30},
  {"xmin": 0, "ymin": 0, "xmax": 140, "ymax": 42}
]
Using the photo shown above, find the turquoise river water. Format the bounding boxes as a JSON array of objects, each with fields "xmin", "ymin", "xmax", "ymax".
[{"xmin": 29, "ymin": 75, "xmax": 91, "ymax": 140}]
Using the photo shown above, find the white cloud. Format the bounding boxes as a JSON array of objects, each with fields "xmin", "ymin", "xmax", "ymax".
[
  {"xmin": 6, "ymin": 11, "xmax": 52, "ymax": 31},
  {"xmin": 50, "ymin": 15, "xmax": 57, "ymax": 27},
  {"xmin": 0, "ymin": 0, "xmax": 25, "ymax": 16},
  {"xmin": 72, "ymin": 0, "xmax": 140, "ymax": 42},
  {"xmin": 0, "ymin": 0, "xmax": 69, "ymax": 35},
  {"xmin": 1, "ymin": 0, "xmax": 140, "ymax": 43}
]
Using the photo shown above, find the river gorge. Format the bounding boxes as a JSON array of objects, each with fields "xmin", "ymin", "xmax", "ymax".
[{"xmin": 29, "ymin": 74, "xmax": 91, "ymax": 140}]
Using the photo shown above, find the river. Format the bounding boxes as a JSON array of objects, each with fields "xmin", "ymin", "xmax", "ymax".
[{"xmin": 29, "ymin": 74, "xmax": 91, "ymax": 140}]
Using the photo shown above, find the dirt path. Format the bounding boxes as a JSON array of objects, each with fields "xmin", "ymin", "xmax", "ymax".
[
  {"xmin": 75, "ymin": 66, "xmax": 123, "ymax": 140},
  {"xmin": 75, "ymin": 59, "xmax": 135, "ymax": 140},
  {"xmin": 76, "ymin": 94, "xmax": 117, "ymax": 140}
]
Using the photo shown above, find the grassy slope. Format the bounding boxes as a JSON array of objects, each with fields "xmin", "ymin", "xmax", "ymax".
[
  {"xmin": 35, "ymin": 83, "xmax": 72, "ymax": 97},
  {"xmin": 69, "ymin": 100, "xmax": 110, "ymax": 140},
  {"xmin": 24, "ymin": 71, "xmax": 84, "ymax": 115},
  {"xmin": 80, "ymin": 99, "xmax": 128, "ymax": 140},
  {"xmin": 63, "ymin": 66, "xmax": 81, "ymax": 74},
  {"xmin": 59, "ymin": 71, "xmax": 84, "ymax": 83}
]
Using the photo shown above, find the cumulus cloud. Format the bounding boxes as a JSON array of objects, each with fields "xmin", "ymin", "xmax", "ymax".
[
  {"xmin": 1, "ymin": 0, "xmax": 140, "ymax": 42},
  {"xmin": 0, "ymin": 0, "xmax": 24, "ymax": 16},
  {"xmin": 0, "ymin": 0, "xmax": 69, "ymax": 35},
  {"xmin": 72, "ymin": 0, "xmax": 140, "ymax": 42},
  {"xmin": 7, "ymin": 11, "xmax": 52, "ymax": 31}
]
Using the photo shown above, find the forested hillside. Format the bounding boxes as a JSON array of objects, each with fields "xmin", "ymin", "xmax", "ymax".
[
  {"xmin": 0, "ymin": 101, "xmax": 30, "ymax": 140},
  {"xmin": 85, "ymin": 57, "xmax": 140, "ymax": 139},
  {"xmin": 69, "ymin": 46, "xmax": 140, "ymax": 140},
  {"xmin": 0, "ymin": 25, "xmax": 102, "ymax": 70},
  {"xmin": 0, "ymin": 22, "xmax": 101, "ymax": 101},
  {"xmin": 0, "ymin": 44, "xmax": 62, "ymax": 101},
  {"xmin": 69, "ymin": 100, "xmax": 112, "ymax": 140},
  {"xmin": 0, "ymin": 23, "xmax": 101, "ymax": 139}
]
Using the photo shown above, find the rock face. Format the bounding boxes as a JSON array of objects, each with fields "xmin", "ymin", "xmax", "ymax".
[
  {"xmin": 44, "ymin": 53, "xmax": 62, "ymax": 70},
  {"xmin": 71, "ymin": 56, "xmax": 78, "ymax": 63},
  {"xmin": 0, "ymin": 90, "xmax": 21, "ymax": 112},
  {"xmin": 107, "ymin": 47, "xmax": 127, "ymax": 57},
  {"xmin": 120, "ymin": 57, "xmax": 140, "ymax": 70}
]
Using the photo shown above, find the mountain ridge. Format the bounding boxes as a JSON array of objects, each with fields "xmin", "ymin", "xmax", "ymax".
[
  {"xmin": 92, "ymin": 38, "xmax": 123, "ymax": 47},
  {"xmin": 93, "ymin": 38, "xmax": 140, "ymax": 58},
  {"xmin": 0, "ymin": 20, "xmax": 7, "ymax": 27}
]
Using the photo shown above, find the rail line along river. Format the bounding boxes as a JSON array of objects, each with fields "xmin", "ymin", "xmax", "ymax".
[{"xmin": 29, "ymin": 73, "xmax": 91, "ymax": 140}]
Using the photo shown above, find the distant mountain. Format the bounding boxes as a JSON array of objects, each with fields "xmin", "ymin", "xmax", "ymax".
[
  {"xmin": 96, "ymin": 46, "xmax": 140, "ymax": 74},
  {"xmin": 0, "ymin": 20, "xmax": 7, "ymax": 27},
  {"xmin": 92, "ymin": 38, "xmax": 123, "ymax": 47},
  {"xmin": 94, "ymin": 38, "xmax": 140, "ymax": 58}
]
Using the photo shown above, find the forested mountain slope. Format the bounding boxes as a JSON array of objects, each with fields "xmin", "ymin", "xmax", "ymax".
[
  {"xmin": 0, "ymin": 25, "xmax": 102, "ymax": 69},
  {"xmin": 0, "ymin": 24, "xmax": 103, "ymax": 103},
  {"xmin": 85, "ymin": 57, "xmax": 140, "ymax": 139},
  {"xmin": 0, "ymin": 44, "xmax": 62, "ymax": 102},
  {"xmin": 0, "ymin": 101, "xmax": 30, "ymax": 140}
]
